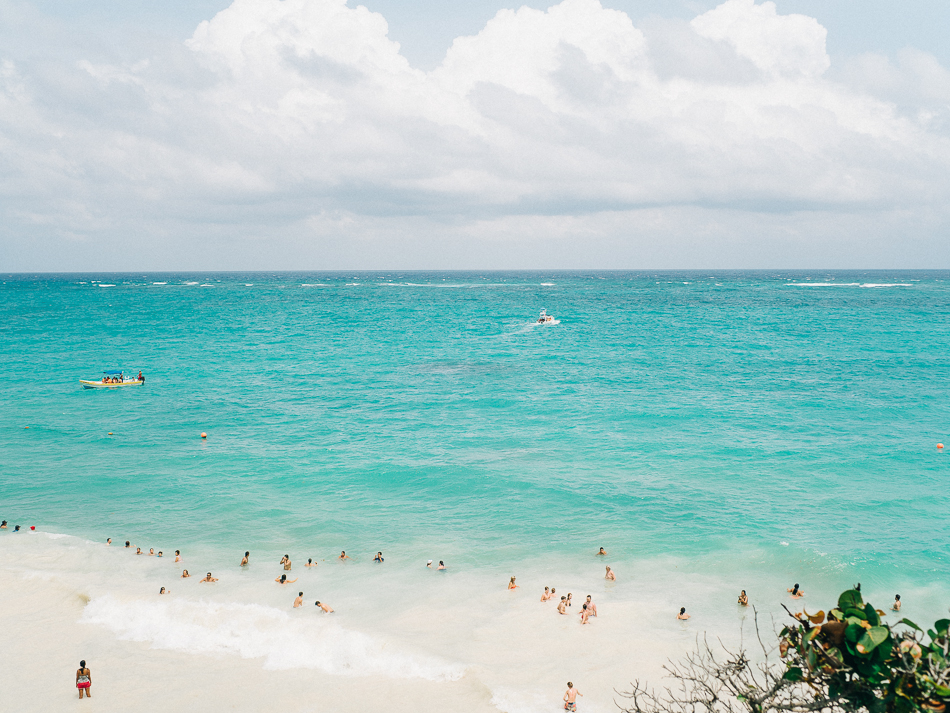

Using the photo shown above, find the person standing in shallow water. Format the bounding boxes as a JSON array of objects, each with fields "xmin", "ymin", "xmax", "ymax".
[{"xmin": 76, "ymin": 660, "xmax": 92, "ymax": 698}]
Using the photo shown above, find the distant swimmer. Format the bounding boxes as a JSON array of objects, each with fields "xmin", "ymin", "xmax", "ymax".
[
  {"xmin": 175, "ymin": 550, "xmax": 181, "ymax": 563},
  {"xmin": 438, "ymin": 561, "xmax": 446, "ymax": 570},
  {"xmin": 76, "ymin": 660, "xmax": 92, "ymax": 699},
  {"xmin": 0, "ymin": 521, "xmax": 6, "ymax": 529},
  {"xmin": 580, "ymin": 604, "xmax": 590, "ymax": 624},
  {"xmin": 427, "ymin": 560, "xmax": 433, "ymax": 568},
  {"xmin": 315, "ymin": 601, "xmax": 334, "ymax": 613},
  {"xmin": 157, "ymin": 551, "xmax": 163, "ymax": 557},
  {"xmin": 597, "ymin": 547, "xmax": 607, "ymax": 556},
  {"xmin": 200, "ymin": 572, "xmax": 218, "ymax": 583},
  {"xmin": 159, "ymin": 587, "xmax": 169, "ymax": 595},
  {"xmin": 240, "ymin": 552, "xmax": 249, "ymax": 567},
  {"xmin": 563, "ymin": 682, "xmax": 582, "ymax": 711},
  {"xmin": 374, "ymin": 552, "xmax": 384, "ymax": 563},
  {"xmin": 181, "ymin": 569, "xmax": 191, "ymax": 578},
  {"xmin": 508, "ymin": 577, "xmax": 519, "ymax": 590},
  {"xmin": 585, "ymin": 595, "xmax": 597, "ymax": 617},
  {"xmin": 541, "ymin": 587, "xmax": 551, "ymax": 602},
  {"xmin": 605, "ymin": 566, "xmax": 615, "ymax": 581},
  {"xmin": 557, "ymin": 597, "xmax": 568, "ymax": 614},
  {"xmin": 738, "ymin": 590, "xmax": 749, "ymax": 606},
  {"xmin": 788, "ymin": 584, "xmax": 804, "ymax": 599},
  {"xmin": 677, "ymin": 607, "xmax": 690, "ymax": 620},
  {"xmin": 13, "ymin": 525, "xmax": 20, "ymax": 532},
  {"xmin": 125, "ymin": 541, "xmax": 130, "ymax": 548},
  {"xmin": 550, "ymin": 588, "xmax": 556, "ymax": 598},
  {"xmin": 305, "ymin": 558, "xmax": 318, "ymax": 567},
  {"xmin": 106, "ymin": 538, "xmax": 111, "ymax": 545},
  {"xmin": 135, "ymin": 548, "xmax": 142, "ymax": 555},
  {"xmin": 275, "ymin": 574, "xmax": 297, "ymax": 585},
  {"xmin": 280, "ymin": 555, "xmax": 291, "ymax": 571},
  {"xmin": 892, "ymin": 594, "xmax": 902, "ymax": 611},
  {"xmin": 566, "ymin": 593, "xmax": 572, "ymax": 607},
  {"xmin": 148, "ymin": 549, "xmax": 155, "ymax": 556},
  {"xmin": 338, "ymin": 551, "xmax": 351, "ymax": 562},
  {"xmin": 293, "ymin": 592, "xmax": 304, "ymax": 608}
]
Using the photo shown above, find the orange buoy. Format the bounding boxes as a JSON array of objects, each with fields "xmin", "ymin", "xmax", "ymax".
[
  {"xmin": 938, "ymin": 443, "xmax": 945, "ymax": 450},
  {"xmin": 108, "ymin": 432, "xmax": 113, "ymax": 435},
  {"xmin": 201, "ymin": 432, "xmax": 207, "ymax": 439}
]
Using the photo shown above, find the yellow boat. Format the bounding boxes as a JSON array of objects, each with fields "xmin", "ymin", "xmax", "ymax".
[{"xmin": 80, "ymin": 370, "xmax": 145, "ymax": 389}]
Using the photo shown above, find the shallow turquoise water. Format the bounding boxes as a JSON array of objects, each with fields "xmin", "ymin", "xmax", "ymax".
[{"xmin": 2, "ymin": 271, "xmax": 948, "ymax": 582}]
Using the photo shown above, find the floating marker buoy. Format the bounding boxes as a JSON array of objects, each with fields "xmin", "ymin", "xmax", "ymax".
[
  {"xmin": 939, "ymin": 443, "xmax": 945, "ymax": 449},
  {"xmin": 24, "ymin": 426, "xmax": 28, "ymax": 429},
  {"xmin": 201, "ymin": 432, "xmax": 207, "ymax": 439},
  {"xmin": 108, "ymin": 432, "xmax": 113, "ymax": 435}
]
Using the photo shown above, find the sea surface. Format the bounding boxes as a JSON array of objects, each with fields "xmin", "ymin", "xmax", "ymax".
[{"xmin": 1, "ymin": 270, "xmax": 949, "ymax": 712}]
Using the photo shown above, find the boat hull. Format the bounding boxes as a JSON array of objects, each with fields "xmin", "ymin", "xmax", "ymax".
[{"xmin": 80, "ymin": 380, "xmax": 144, "ymax": 389}]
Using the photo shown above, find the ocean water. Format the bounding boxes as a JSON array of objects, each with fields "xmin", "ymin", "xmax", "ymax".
[{"xmin": 1, "ymin": 271, "xmax": 949, "ymax": 712}]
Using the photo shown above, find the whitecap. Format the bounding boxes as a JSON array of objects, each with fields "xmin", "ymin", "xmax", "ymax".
[{"xmin": 98, "ymin": 284, "xmax": 116, "ymax": 288}]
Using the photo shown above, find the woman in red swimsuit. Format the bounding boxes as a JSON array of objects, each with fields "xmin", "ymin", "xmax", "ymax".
[{"xmin": 76, "ymin": 660, "xmax": 91, "ymax": 698}]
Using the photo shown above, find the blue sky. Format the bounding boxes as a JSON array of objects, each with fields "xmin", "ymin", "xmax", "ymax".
[{"xmin": 1, "ymin": 0, "xmax": 949, "ymax": 270}]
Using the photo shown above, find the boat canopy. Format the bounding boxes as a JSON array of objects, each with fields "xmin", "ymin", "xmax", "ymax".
[{"xmin": 103, "ymin": 370, "xmax": 124, "ymax": 375}]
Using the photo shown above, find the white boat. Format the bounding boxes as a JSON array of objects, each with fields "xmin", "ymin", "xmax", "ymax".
[
  {"xmin": 536, "ymin": 309, "xmax": 556, "ymax": 324},
  {"xmin": 80, "ymin": 370, "xmax": 145, "ymax": 389}
]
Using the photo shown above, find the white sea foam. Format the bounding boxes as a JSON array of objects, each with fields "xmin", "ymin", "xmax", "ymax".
[
  {"xmin": 152, "ymin": 282, "xmax": 167, "ymax": 285},
  {"xmin": 540, "ymin": 283, "xmax": 555, "ymax": 286},
  {"xmin": 80, "ymin": 595, "xmax": 465, "ymax": 681},
  {"xmin": 787, "ymin": 282, "xmax": 912, "ymax": 288},
  {"xmin": 184, "ymin": 281, "xmax": 199, "ymax": 285},
  {"xmin": 301, "ymin": 283, "xmax": 330, "ymax": 287},
  {"xmin": 98, "ymin": 284, "xmax": 116, "ymax": 287}
]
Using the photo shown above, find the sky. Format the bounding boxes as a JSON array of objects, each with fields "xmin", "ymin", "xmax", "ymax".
[{"xmin": 1, "ymin": 0, "xmax": 949, "ymax": 270}]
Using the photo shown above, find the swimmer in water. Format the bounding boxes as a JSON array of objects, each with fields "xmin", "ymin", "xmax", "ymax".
[
  {"xmin": 106, "ymin": 538, "xmax": 111, "ymax": 545},
  {"xmin": 677, "ymin": 607, "xmax": 690, "ymax": 620},
  {"xmin": 200, "ymin": 572, "xmax": 218, "ymax": 583},
  {"xmin": 541, "ymin": 587, "xmax": 551, "ymax": 602},
  {"xmin": 788, "ymin": 584, "xmax": 804, "ymax": 599},
  {"xmin": 585, "ymin": 595, "xmax": 597, "ymax": 617},
  {"xmin": 597, "ymin": 547, "xmax": 607, "ymax": 556},
  {"xmin": 315, "ymin": 601, "xmax": 334, "ymax": 613},
  {"xmin": 508, "ymin": 576, "xmax": 518, "ymax": 590},
  {"xmin": 157, "ymin": 551, "xmax": 163, "ymax": 557},
  {"xmin": 550, "ymin": 588, "xmax": 556, "ymax": 598},
  {"xmin": 0, "ymin": 521, "xmax": 6, "ymax": 529},
  {"xmin": 240, "ymin": 551, "xmax": 249, "ymax": 566},
  {"xmin": 125, "ymin": 541, "xmax": 130, "ymax": 548},
  {"xmin": 566, "ymin": 593, "xmax": 572, "ymax": 607},
  {"xmin": 148, "ymin": 549, "xmax": 155, "ymax": 556},
  {"xmin": 305, "ymin": 558, "xmax": 317, "ymax": 567},
  {"xmin": 438, "ymin": 561, "xmax": 446, "ymax": 570},
  {"xmin": 275, "ymin": 574, "xmax": 297, "ymax": 585},
  {"xmin": 557, "ymin": 596, "xmax": 568, "ymax": 614},
  {"xmin": 181, "ymin": 569, "xmax": 191, "ymax": 578},
  {"xmin": 374, "ymin": 552, "xmax": 384, "ymax": 563},
  {"xmin": 605, "ymin": 566, "xmax": 615, "ymax": 581},
  {"xmin": 279, "ymin": 555, "xmax": 291, "ymax": 571},
  {"xmin": 427, "ymin": 560, "xmax": 433, "ymax": 568},
  {"xmin": 159, "ymin": 587, "xmax": 169, "ymax": 595},
  {"xmin": 563, "ymin": 682, "xmax": 582, "ymax": 711},
  {"xmin": 135, "ymin": 548, "xmax": 142, "ymax": 555},
  {"xmin": 339, "ymin": 551, "xmax": 351, "ymax": 562},
  {"xmin": 580, "ymin": 604, "xmax": 590, "ymax": 624},
  {"xmin": 293, "ymin": 592, "xmax": 304, "ymax": 608},
  {"xmin": 892, "ymin": 594, "xmax": 902, "ymax": 611},
  {"xmin": 175, "ymin": 550, "xmax": 181, "ymax": 563},
  {"xmin": 738, "ymin": 590, "xmax": 749, "ymax": 606}
]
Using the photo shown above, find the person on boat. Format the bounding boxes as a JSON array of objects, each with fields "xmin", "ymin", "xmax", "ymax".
[
  {"xmin": 102, "ymin": 376, "xmax": 108, "ymax": 384},
  {"xmin": 76, "ymin": 660, "xmax": 92, "ymax": 699},
  {"xmin": 137, "ymin": 371, "xmax": 145, "ymax": 382}
]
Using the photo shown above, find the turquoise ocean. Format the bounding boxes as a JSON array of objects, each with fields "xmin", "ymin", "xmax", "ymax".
[{"xmin": 2, "ymin": 271, "xmax": 950, "ymax": 712}]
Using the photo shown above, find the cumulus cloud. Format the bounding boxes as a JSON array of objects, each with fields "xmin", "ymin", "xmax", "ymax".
[{"xmin": 1, "ymin": 0, "xmax": 949, "ymax": 269}]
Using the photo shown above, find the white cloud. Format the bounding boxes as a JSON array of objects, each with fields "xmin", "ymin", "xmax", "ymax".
[{"xmin": 1, "ymin": 0, "xmax": 949, "ymax": 269}]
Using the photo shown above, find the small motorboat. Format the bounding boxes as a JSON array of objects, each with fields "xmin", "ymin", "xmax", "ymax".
[
  {"xmin": 80, "ymin": 370, "xmax": 145, "ymax": 389},
  {"xmin": 536, "ymin": 309, "xmax": 556, "ymax": 324}
]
